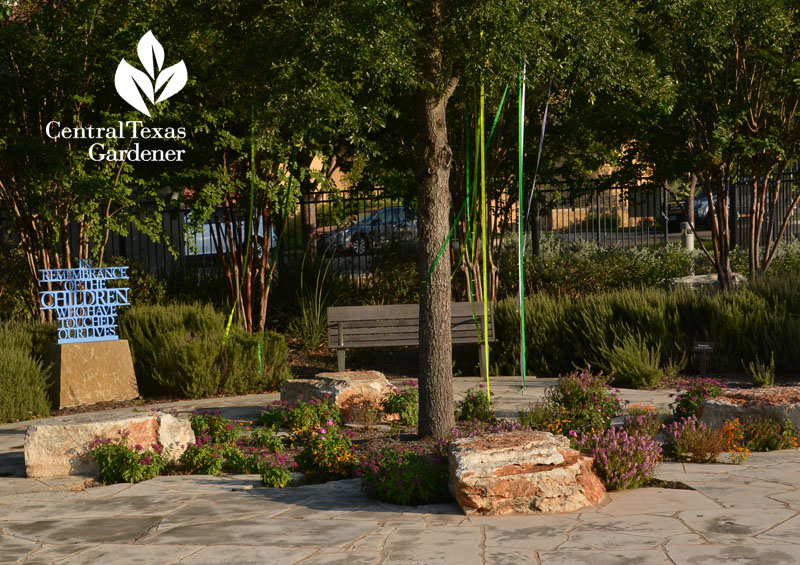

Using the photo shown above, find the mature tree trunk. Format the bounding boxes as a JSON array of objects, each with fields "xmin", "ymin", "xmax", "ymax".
[{"xmin": 416, "ymin": 0, "xmax": 457, "ymax": 439}]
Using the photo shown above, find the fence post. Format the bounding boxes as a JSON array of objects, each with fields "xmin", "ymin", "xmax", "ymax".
[
  {"xmin": 595, "ymin": 191, "xmax": 601, "ymax": 243},
  {"xmin": 662, "ymin": 186, "xmax": 669, "ymax": 244},
  {"xmin": 532, "ymin": 199, "xmax": 541, "ymax": 257}
]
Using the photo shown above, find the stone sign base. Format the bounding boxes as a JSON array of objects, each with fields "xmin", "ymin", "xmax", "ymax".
[{"xmin": 46, "ymin": 340, "xmax": 139, "ymax": 409}]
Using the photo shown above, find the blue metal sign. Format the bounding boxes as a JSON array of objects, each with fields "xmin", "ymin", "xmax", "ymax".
[{"xmin": 39, "ymin": 259, "xmax": 130, "ymax": 344}]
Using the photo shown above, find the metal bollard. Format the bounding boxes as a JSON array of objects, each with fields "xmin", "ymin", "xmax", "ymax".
[{"xmin": 681, "ymin": 221, "xmax": 694, "ymax": 252}]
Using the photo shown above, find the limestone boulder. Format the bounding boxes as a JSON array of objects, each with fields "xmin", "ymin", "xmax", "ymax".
[
  {"xmin": 25, "ymin": 412, "xmax": 194, "ymax": 479},
  {"xmin": 448, "ymin": 430, "xmax": 606, "ymax": 516},
  {"xmin": 701, "ymin": 397, "xmax": 800, "ymax": 432},
  {"xmin": 671, "ymin": 273, "xmax": 747, "ymax": 291},
  {"xmin": 280, "ymin": 371, "xmax": 395, "ymax": 423}
]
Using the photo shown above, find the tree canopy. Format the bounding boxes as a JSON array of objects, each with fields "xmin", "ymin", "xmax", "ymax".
[
  {"xmin": 5, "ymin": 0, "xmax": 800, "ymax": 434},
  {"xmin": 630, "ymin": 0, "xmax": 800, "ymax": 284}
]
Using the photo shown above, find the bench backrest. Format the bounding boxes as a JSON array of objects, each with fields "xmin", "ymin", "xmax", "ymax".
[{"xmin": 327, "ymin": 302, "xmax": 494, "ymax": 349}]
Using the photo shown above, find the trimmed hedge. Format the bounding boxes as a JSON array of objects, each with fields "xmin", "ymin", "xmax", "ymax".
[
  {"xmin": 0, "ymin": 322, "xmax": 52, "ymax": 423},
  {"xmin": 493, "ymin": 276, "xmax": 800, "ymax": 382},
  {"xmin": 219, "ymin": 329, "xmax": 291, "ymax": 394},
  {"xmin": 497, "ymin": 237, "xmax": 709, "ymax": 299},
  {"xmin": 119, "ymin": 304, "xmax": 291, "ymax": 398},
  {"xmin": 497, "ymin": 235, "xmax": 800, "ymax": 300}
]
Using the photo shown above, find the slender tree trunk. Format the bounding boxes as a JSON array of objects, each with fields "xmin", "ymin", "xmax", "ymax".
[
  {"xmin": 416, "ymin": 0, "xmax": 457, "ymax": 439},
  {"xmin": 257, "ymin": 204, "xmax": 269, "ymax": 332},
  {"xmin": 761, "ymin": 178, "xmax": 781, "ymax": 270},
  {"xmin": 748, "ymin": 175, "xmax": 760, "ymax": 276},
  {"xmin": 704, "ymin": 169, "xmax": 734, "ymax": 288}
]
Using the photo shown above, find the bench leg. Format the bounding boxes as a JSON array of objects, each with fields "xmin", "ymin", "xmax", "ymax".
[
  {"xmin": 479, "ymin": 344, "xmax": 488, "ymax": 381},
  {"xmin": 337, "ymin": 349, "xmax": 346, "ymax": 372}
]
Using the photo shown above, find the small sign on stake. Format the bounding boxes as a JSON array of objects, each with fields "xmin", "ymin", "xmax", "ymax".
[{"xmin": 693, "ymin": 341, "xmax": 715, "ymax": 376}]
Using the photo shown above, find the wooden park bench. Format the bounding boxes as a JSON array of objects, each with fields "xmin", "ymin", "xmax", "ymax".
[{"xmin": 327, "ymin": 302, "xmax": 495, "ymax": 379}]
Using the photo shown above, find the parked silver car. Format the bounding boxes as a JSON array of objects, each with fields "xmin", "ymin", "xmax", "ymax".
[
  {"xmin": 184, "ymin": 210, "xmax": 277, "ymax": 258},
  {"xmin": 321, "ymin": 206, "xmax": 417, "ymax": 255}
]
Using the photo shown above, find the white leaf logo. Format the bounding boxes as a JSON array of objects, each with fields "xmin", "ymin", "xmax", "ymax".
[
  {"xmin": 137, "ymin": 31, "xmax": 164, "ymax": 79},
  {"xmin": 115, "ymin": 31, "xmax": 187, "ymax": 117},
  {"xmin": 115, "ymin": 60, "xmax": 154, "ymax": 115},
  {"xmin": 155, "ymin": 62, "xmax": 188, "ymax": 103}
]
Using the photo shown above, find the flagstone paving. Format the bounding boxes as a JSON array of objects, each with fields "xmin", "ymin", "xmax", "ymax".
[{"xmin": 3, "ymin": 377, "xmax": 800, "ymax": 563}]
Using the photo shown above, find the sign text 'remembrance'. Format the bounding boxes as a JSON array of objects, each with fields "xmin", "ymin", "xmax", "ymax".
[{"xmin": 39, "ymin": 260, "xmax": 130, "ymax": 344}]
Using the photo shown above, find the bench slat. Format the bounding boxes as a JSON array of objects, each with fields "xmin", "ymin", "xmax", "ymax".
[
  {"xmin": 327, "ymin": 329, "xmax": 495, "ymax": 345},
  {"xmin": 331, "ymin": 335, "xmax": 494, "ymax": 349},
  {"xmin": 326, "ymin": 317, "xmax": 483, "ymax": 330},
  {"xmin": 328, "ymin": 303, "xmax": 421, "ymax": 322},
  {"xmin": 328, "ymin": 320, "xmax": 487, "ymax": 334},
  {"xmin": 327, "ymin": 301, "xmax": 494, "ymax": 348},
  {"xmin": 328, "ymin": 328, "xmax": 487, "ymax": 341},
  {"xmin": 327, "ymin": 302, "xmax": 488, "ymax": 322},
  {"xmin": 326, "ymin": 321, "xmax": 492, "ymax": 333}
]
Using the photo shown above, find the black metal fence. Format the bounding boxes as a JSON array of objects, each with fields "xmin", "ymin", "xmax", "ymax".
[
  {"xmin": 286, "ymin": 189, "xmax": 409, "ymax": 287},
  {"xmin": 730, "ymin": 165, "xmax": 800, "ymax": 248},
  {"xmin": 530, "ymin": 185, "xmax": 669, "ymax": 247},
  {"xmin": 99, "ymin": 190, "xmax": 409, "ymax": 287},
  {"xmin": 104, "ymin": 211, "xmax": 184, "ymax": 278},
  {"xmin": 57, "ymin": 167, "xmax": 800, "ymax": 282}
]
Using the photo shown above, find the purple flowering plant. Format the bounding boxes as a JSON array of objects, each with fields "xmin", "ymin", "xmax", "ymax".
[
  {"xmin": 576, "ymin": 427, "xmax": 661, "ymax": 490},
  {"xmin": 259, "ymin": 394, "xmax": 342, "ymax": 436},
  {"xmin": 382, "ymin": 382, "xmax": 419, "ymax": 426},
  {"xmin": 661, "ymin": 416, "xmax": 725, "ymax": 462},
  {"xmin": 89, "ymin": 431, "xmax": 169, "ymax": 484},
  {"xmin": 221, "ymin": 443, "xmax": 297, "ymax": 479},
  {"xmin": 356, "ymin": 444, "xmax": 449, "ymax": 506},
  {"xmin": 672, "ymin": 378, "xmax": 725, "ymax": 420},
  {"xmin": 294, "ymin": 426, "xmax": 355, "ymax": 483},
  {"xmin": 527, "ymin": 369, "xmax": 621, "ymax": 434},
  {"xmin": 456, "ymin": 387, "xmax": 495, "ymax": 423},
  {"xmin": 189, "ymin": 410, "xmax": 243, "ymax": 445},
  {"xmin": 739, "ymin": 417, "xmax": 798, "ymax": 452},
  {"xmin": 178, "ymin": 433, "xmax": 229, "ymax": 475},
  {"xmin": 622, "ymin": 404, "xmax": 664, "ymax": 437}
]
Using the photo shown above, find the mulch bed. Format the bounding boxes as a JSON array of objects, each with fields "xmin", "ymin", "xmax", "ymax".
[
  {"xmin": 248, "ymin": 425, "xmax": 451, "ymax": 473},
  {"xmin": 719, "ymin": 386, "xmax": 800, "ymax": 406}
]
